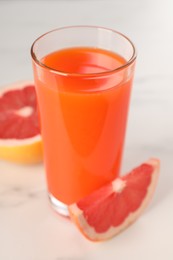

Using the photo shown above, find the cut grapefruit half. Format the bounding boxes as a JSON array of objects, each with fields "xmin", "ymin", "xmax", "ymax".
[
  {"xmin": 69, "ymin": 158, "xmax": 160, "ymax": 241},
  {"xmin": 0, "ymin": 81, "xmax": 42, "ymax": 163}
]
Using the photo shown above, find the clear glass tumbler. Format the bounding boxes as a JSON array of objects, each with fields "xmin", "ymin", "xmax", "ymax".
[{"xmin": 31, "ymin": 26, "xmax": 136, "ymax": 216}]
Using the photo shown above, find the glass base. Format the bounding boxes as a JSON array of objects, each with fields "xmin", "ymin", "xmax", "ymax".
[{"xmin": 48, "ymin": 193, "xmax": 69, "ymax": 217}]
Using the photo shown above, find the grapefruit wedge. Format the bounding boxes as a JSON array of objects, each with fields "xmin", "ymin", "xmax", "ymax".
[
  {"xmin": 0, "ymin": 81, "xmax": 42, "ymax": 163},
  {"xmin": 69, "ymin": 158, "xmax": 160, "ymax": 241}
]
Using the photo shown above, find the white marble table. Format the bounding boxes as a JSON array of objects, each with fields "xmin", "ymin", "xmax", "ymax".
[{"xmin": 0, "ymin": 0, "xmax": 173, "ymax": 259}]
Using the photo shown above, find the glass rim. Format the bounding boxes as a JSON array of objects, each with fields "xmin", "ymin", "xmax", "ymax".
[{"xmin": 31, "ymin": 25, "xmax": 137, "ymax": 77}]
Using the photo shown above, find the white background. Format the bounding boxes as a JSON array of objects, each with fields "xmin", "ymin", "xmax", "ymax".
[{"xmin": 0, "ymin": 1, "xmax": 173, "ymax": 259}]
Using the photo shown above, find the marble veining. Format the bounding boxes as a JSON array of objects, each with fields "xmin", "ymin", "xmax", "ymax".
[{"xmin": 0, "ymin": 186, "xmax": 45, "ymax": 208}]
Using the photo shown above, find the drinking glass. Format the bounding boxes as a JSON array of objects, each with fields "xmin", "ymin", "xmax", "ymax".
[{"xmin": 31, "ymin": 26, "xmax": 136, "ymax": 216}]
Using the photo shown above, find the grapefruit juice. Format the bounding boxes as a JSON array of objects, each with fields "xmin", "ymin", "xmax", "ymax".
[{"xmin": 33, "ymin": 46, "xmax": 134, "ymax": 205}]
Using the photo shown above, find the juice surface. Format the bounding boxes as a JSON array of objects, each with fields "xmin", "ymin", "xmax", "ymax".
[
  {"xmin": 34, "ymin": 47, "xmax": 133, "ymax": 204},
  {"xmin": 43, "ymin": 47, "xmax": 124, "ymax": 75}
]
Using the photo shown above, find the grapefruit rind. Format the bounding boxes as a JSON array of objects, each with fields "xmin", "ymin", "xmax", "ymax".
[
  {"xmin": 0, "ymin": 81, "xmax": 43, "ymax": 164},
  {"xmin": 0, "ymin": 136, "xmax": 42, "ymax": 164},
  {"xmin": 68, "ymin": 158, "xmax": 160, "ymax": 241}
]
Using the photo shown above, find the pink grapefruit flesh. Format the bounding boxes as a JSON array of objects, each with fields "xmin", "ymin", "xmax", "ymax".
[
  {"xmin": 68, "ymin": 158, "xmax": 160, "ymax": 241},
  {"xmin": 0, "ymin": 82, "xmax": 40, "ymax": 139},
  {"xmin": 0, "ymin": 81, "xmax": 42, "ymax": 163}
]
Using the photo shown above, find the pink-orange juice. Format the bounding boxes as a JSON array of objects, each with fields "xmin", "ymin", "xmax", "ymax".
[{"xmin": 33, "ymin": 47, "xmax": 135, "ymax": 205}]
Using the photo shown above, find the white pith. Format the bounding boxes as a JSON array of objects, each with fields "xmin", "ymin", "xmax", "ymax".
[
  {"xmin": 15, "ymin": 106, "xmax": 33, "ymax": 117},
  {"xmin": 0, "ymin": 135, "xmax": 41, "ymax": 146},
  {"xmin": 112, "ymin": 178, "xmax": 126, "ymax": 193},
  {"xmin": 0, "ymin": 81, "xmax": 41, "ymax": 146},
  {"xmin": 69, "ymin": 158, "xmax": 160, "ymax": 241}
]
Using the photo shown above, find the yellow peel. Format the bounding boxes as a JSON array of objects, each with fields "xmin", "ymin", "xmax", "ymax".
[{"xmin": 0, "ymin": 81, "xmax": 43, "ymax": 164}]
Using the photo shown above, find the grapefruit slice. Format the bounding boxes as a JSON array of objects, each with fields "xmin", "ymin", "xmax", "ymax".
[
  {"xmin": 69, "ymin": 158, "xmax": 160, "ymax": 241},
  {"xmin": 0, "ymin": 81, "xmax": 42, "ymax": 163}
]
